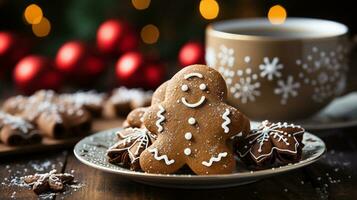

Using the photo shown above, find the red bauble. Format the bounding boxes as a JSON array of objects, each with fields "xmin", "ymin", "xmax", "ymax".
[
  {"xmin": 115, "ymin": 51, "xmax": 145, "ymax": 87},
  {"xmin": 13, "ymin": 55, "xmax": 62, "ymax": 94},
  {"xmin": 55, "ymin": 41, "xmax": 86, "ymax": 74},
  {"xmin": 55, "ymin": 41, "xmax": 105, "ymax": 79},
  {"xmin": 0, "ymin": 32, "xmax": 31, "ymax": 80},
  {"xmin": 178, "ymin": 42, "xmax": 205, "ymax": 67},
  {"xmin": 143, "ymin": 62, "xmax": 165, "ymax": 89},
  {"xmin": 115, "ymin": 52, "xmax": 165, "ymax": 89},
  {"xmin": 96, "ymin": 19, "xmax": 138, "ymax": 55}
]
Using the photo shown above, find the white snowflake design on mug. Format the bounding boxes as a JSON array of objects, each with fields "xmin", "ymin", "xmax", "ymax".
[
  {"xmin": 206, "ymin": 43, "xmax": 348, "ymax": 106},
  {"xmin": 296, "ymin": 45, "xmax": 349, "ymax": 103}
]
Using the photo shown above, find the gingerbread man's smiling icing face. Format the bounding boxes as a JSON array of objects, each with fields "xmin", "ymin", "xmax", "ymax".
[
  {"xmin": 180, "ymin": 72, "xmax": 207, "ymax": 108},
  {"xmin": 140, "ymin": 65, "xmax": 251, "ymax": 175},
  {"xmin": 167, "ymin": 66, "xmax": 227, "ymax": 111}
]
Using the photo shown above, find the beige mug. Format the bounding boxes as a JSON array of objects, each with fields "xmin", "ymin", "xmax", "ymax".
[{"xmin": 206, "ymin": 18, "xmax": 350, "ymax": 120}]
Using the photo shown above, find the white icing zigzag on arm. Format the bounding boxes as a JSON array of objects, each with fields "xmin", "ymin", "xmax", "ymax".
[
  {"xmin": 148, "ymin": 148, "xmax": 175, "ymax": 165},
  {"xmin": 202, "ymin": 152, "xmax": 228, "ymax": 167},
  {"xmin": 184, "ymin": 72, "xmax": 203, "ymax": 79},
  {"xmin": 155, "ymin": 105, "xmax": 165, "ymax": 132},
  {"xmin": 221, "ymin": 109, "xmax": 231, "ymax": 133}
]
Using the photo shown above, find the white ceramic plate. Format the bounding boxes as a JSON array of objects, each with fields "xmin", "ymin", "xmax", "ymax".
[
  {"xmin": 74, "ymin": 128, "xmax": 326, "ymax": 189},
  {"xmin": 251, "ymin": 92, "xmax": 357, "ymax": 131}
]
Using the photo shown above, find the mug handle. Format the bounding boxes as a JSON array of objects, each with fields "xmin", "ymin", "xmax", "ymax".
[{"xmin": 344, "ymin": 35, "xmax": 357, "ymax": 95}]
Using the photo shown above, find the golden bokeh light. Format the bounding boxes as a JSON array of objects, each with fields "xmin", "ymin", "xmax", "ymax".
[
  {"xmin": 32, "ymin": 17, "xmax": 51, "ymax": 37},
  {"xmin": 141, "ymin": 24, "xmax": 159, "ymax": 44},
  {"xmin": 24, "ymin": 4, "xmax": 43, "ymax": 24},
  {"xmin": 132, "ymin": 0, "xmax": 151, "ymax": 10},
  {"xmin": 199, "ymin": 0, "xmax": 219, "ymax": 20},
  {"xmin": 268, "ymin": 5, "xmax": 287, "ymax": 25}
]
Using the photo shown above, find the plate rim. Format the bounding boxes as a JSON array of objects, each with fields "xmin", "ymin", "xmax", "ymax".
[
  {"xmin": 251, "ymin": 120, "xmax": 357, "ymax": 131},
  {"xmin": 74, "ymin": 128, "xmax": 326, "ymax": 181}
]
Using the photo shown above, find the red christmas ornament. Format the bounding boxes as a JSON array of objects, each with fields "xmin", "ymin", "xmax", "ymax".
[
  {"xmin": 13, "ymin": 55, "xmax": 62, "ymax": 94},
  {"xmin": 115, "ymin": 51, "xmax": 145, "ymax": 88},
  {"xmin": 96, "ymin": 19, "xmax": 138, "ymax": 55},
  {"xmin": 143, "ymin": 62, "xmax": 165, "ymax": 89},
  {"xmin": 55, "ymin": 41, "xmax": 86, "ymax": 74},
  {"xmin": 116, "ymin": 51, "xmax": 165, "ymax": 89},
  {"xmin": 0, "ymin": 32, "xmax": 31, "ymax": 80},
  {"xmin": 178, "ymin": 41, "xmax": 205, "ymax": 67},
  {"xmin": 55, "ymin": 41, "xmax": 105, "ymax": 79}
]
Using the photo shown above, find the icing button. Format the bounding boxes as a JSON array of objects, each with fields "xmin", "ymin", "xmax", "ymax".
[
  {"xmin": 188, "ymin": 117, "xmax": 196, "ymax": 125},
  {"xmin": 184, "ymin": 132, "xmax": 192, "ymax": 140},
  {"xmin": 184, "ymin": 148, "xmax": 191, "ymax": 156}
]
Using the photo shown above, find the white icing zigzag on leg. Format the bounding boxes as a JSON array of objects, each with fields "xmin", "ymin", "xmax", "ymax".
[
  {"xmin": 148, "ymin": 148, "xmax": 175, "ymax": 165},
  {"xmin": 221, "ymin": 109, "xmax": 231, "ymax": 133},
  {"xmin": 202, "ymin": 152, "xmax": 228, "ymax": 167},
  {"xmin": 155, "ymin": 105, "xmax": 165, "ymax": 132}
]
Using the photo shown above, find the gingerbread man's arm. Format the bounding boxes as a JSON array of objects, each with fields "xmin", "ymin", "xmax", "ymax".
[
  {"xmin": 143, "ymin": 104, "xmax": 166, "ymax": 135},
  {"xmin": 221, "ymin": 106, "xmax": 251, "ymax": 139}
]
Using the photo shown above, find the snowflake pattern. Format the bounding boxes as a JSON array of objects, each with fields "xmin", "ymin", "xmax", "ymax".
[
  {"xmin": 217, "ymin": 45, "xmax": 235, "ymax": 67},
  {"xmin": 237, "ymin": 120, "xmax": 304, "ymax": 164},
  {"xmin": 205, "ymin": 47, "xmax": 216, "ymax": 67},
  {"xmin": 296, "ymin": 45, "xmax": 348, "ymax": 103},
  {"xmin": 209, "ymin": 43, "xmax": 348, "ymax": 106},
  {"xmin": 218, "ymin": 67, "xmax": 235, "ymax": 85},
  {"xmin": 259, "ymin": 57, "xmax": 283, "ymax": 80},
  {"xmin": 274, "ymin": 76, "xmax": 300, "ymax": 105},
  {"xmin": 230, "ymin": 76, "xmax": 261, "ymax": 104}
]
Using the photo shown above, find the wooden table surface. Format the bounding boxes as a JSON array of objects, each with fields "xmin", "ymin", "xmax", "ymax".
[{"xmin": 1, "ymin": 124, "xmax": 357, "ymax": 200}]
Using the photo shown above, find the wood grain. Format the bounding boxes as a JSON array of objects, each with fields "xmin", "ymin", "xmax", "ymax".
[{"xmin": 0, "ymin": 150, "xmax": 68, "ymax": 200}]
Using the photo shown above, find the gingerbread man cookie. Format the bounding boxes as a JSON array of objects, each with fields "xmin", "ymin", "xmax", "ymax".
[{"xmin": 139, "ymin": 65, "xmax": 250, "ymax": 175}]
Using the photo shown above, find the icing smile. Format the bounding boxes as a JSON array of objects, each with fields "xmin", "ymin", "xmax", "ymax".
[{"xmin": 181, "ymin": 96, "xmax": 206, "ymax": 108}]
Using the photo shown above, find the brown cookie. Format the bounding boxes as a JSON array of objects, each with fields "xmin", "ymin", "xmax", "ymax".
[
  {"xmin": 59, "ymin": 91, "xmax": 106, "ymax": 117},
  {"xmin": 103, "ymin": 87, "xmax": 152, "ymax": 118},
  {"xmin": 139, "ymin": 65, "xmax": 251, "ymax": 175},
  {"xmin": 1, "ymin": 90, "xmax": 91, "ymax": 139},
  {"xmin": 0, "ymin": 112, "xmax": 42, "ymax": 146},
  {"xmin": 2, "ymin": 95, "xmax": 28, "ymax": 115},
  {"xmin": 23, "ymin": 169, "xmax": 74, "ymax": 194},
  {"xmin": 124, "ymin": 107, "xmax": 148, "ymax": 128},
  {"xmin": 107, "ymin": 128, "xmax": 156, "ymax": 170},
  {"xmin": 236, "ymin": 120, "xmax": 305, "ymax": 167},
  {"xmin": 19, "ymin": 91, "xmax": 91, "ymax": 139}
]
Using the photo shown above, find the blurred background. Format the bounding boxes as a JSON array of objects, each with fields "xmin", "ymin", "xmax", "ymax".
[{"xmin": 0, "ymin": 0, "xmax": 355, "ymax": 97}]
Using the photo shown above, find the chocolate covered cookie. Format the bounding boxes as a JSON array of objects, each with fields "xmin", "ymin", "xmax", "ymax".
[
  {"xmin": 2, "ymin": 95, "xmax": 28, "ymax": 115},
  {"xmin": 140, "ymin": 65, "xmax": 251, "ymax": 175},
  {"xmin": 0, "ymin": 112, "xmax": 42, "ymax": 146},
  {"xmin": 23, "ymin": 169, "xmax": 74, "ymax": 194},
  {"xmin": 104, "ymin": 87, "xmax": 152, "ymax": 118},
  {"xmin": 236, "ymin": 120, "xmax": 305, "ymax": 167},
  {"xmin": 2, "ymin": 90, "xmax": 92, "ymax": 139},
  {"xmin": 60, "ymin": 91, "xmax": 106, "ymax": 117},
  {"xmin": 107, "ymin": 128, "xmax": 156, "ymax": 170}
]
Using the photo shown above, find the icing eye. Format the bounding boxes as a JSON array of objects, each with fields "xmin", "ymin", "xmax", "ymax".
[
  {"xmin": 181, "ymin": 84, "xmax": 189, "ymax": 92},
  {"xmin": 199, "ymin": 83, "xmax": 207, "ymax": 91}
]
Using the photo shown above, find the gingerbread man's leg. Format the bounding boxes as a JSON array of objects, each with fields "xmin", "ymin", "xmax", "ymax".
[
  {"xmin": 188, "ymin": 146, "xmax": 236, "ymax": 175},
  {"xmin": 139, "ymin": 142, "xmax": 185, "ymax": 174}
]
